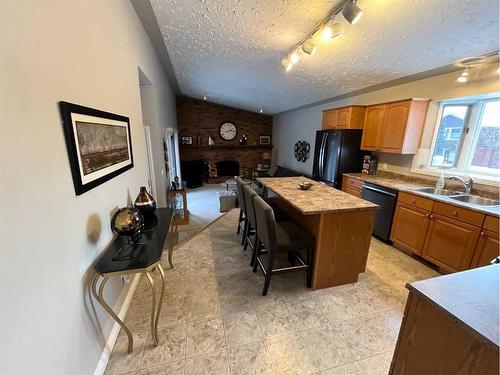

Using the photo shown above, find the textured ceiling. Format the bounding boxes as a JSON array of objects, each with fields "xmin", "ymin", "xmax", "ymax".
[{"xmin": 150, "ymin": 0, "xmax": 499, "ymax": 114}]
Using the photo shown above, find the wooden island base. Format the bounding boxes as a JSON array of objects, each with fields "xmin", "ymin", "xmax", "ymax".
[{"xmin": 275, "ymin": 196, "xmax": 376, "ymax": 289}]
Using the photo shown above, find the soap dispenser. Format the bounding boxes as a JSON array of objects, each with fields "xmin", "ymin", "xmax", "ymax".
[{"xmin": 436, "ymin": 173, "xmax": 445, "ymax": 189}]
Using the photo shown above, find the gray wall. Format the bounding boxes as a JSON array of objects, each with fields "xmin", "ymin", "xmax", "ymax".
[
  {"xmin": 0, "ymin": 1, "xmax": 176, "ymax": 374},
  {"xmin": 273, "ymin": 65, "xmax": 500, "ymax": 177}
]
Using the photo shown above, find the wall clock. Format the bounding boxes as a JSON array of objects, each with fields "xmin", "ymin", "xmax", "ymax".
[{"xmin": 219, "ymin": 122, "xmax": 237, "ymax": 141}]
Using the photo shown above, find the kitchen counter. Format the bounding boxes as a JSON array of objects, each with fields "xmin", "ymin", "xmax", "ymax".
[
  {"xmin": 408, "ymin": 264, "xmax": 499, "ymax": 347},
  {"xmin": 258, "ymin": 176, "xmax": 377, "ymax": 289},
  {"xmin": 344, "ymin": 173, "xmax": 500, "ymax": 217},
  {"xmin": 257, "ymin": 176, "xmax": 378, "ymax": 215}
]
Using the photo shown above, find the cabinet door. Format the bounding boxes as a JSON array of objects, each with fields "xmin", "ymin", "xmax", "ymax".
[
  {"xmin": 391, "ymin": 203, "xmax": 430, "ymax": 255},
  {"xmin": 361, "ymin": 105, "xmax": 385, "ymax": 151},
  {"xmin": 422, "ymin": 213, "xmax": 480, "ymax": 272},
  {"xmin": 322, "ymin": 110, "xmax": 336, "ymax": 129},
  {"xmin": 470, "ymin": 230, "xmax": 500, "ymax": 268},
  {"xmin": 335, "ymin": 108, "xmax": 351, "ymax": 128},
  {"xmin": 379, "ymin": 101, "xmax": 410, "ymax": 153}
]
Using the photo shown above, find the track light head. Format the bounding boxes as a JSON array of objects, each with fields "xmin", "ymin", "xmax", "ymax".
[
  {"xmin": 203, "ymin": 95, "xmax": 207, "ymax": 100},
  {"xmin": 289, "ymin": 49, "xmax": 301, "ymax": 64},
  {"xmin": 259, "ymin": 108, "xmax": 263, "ymax": 113},
  {"xmin": 281, "ymin": 58, "xmax": 293, "ymax": 71},
  {"xmin": 342, "ymin": 1, "xmax": 363, "ymax": 25},
  {"xmin": 301, "ymin": 40, "xmax": 317, "ymax": 55},
  {"xmin": 322, "ymin": 21, "xmax": 343, "ymax": 40}
]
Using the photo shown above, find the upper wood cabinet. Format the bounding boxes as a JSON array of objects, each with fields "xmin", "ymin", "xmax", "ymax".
[
  {"xmin": 361, "ymin": 99, "xmax": 429, "ymax": 154},
  {"xmin": 322, "ymin": 106, "xmax": 366, "ymax": 130}
]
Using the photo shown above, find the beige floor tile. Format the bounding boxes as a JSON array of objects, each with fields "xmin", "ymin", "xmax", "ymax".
[
  {"xmin": 105, "ymin": 332, "xmax": 147, "ymax": 375},
  {"xmin": 335, "ymin": 310, "xmax": 402, "ymax": 360},
  {"xmin": 228, "ymin": 341, "xmax": 275, "ymax": 375},
  {"xmin": 137, "ymin": 360, "xmax": 185, "ymax": 375},
  {"xmin": 359, "ymin": 351, "xmax": 393, "ymax": 375},
  {"xmin": 158, "ymin": 295, "xmax": 188, "ymax": 328},
  {"xmin": 184, "ymin": 350, "xmax": 230, "ymax": 375},
  {"xmin": 301, "ymin": 325, "xmax": 354, "ymax": 371},
  {"xmin": 141, "ymin": 324, "xmax": 186, "ymax": 368},
  {"xmin": 223, "ymin": 311, "xmax": 263, "ymax": 347},
  {"xmin": 255, "ymin": 303, "xmax": 297, "ymax": 338},
  {"xmin": 266, "ymin": 332, "xmax": 318, "ymax": 374},
  {"xmin": 320, "ymin": 362, "xmax": 365, "ymax": 375},
  {"xmin": 220, "ymin": 294, "xmax": 255, "ymax": 315},
  {"xmin": 186, "ymin": 317, "xmax": 226, "ymax": 357},
  {"xmin": 187, "ymin": 291, "xmax": 221, "ymax": 321},
  {"xmin": 287, "ymin": 299, "xmax": 329, "ymax": 330},
  {"xmin": 315, "ymin": 288, "xmax": 376, "ymax": 324}
]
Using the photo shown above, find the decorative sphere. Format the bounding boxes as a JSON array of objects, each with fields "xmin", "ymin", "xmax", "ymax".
[{"xmin": 111, "ymin": 207, "xmax": 144, "ymax": 242}]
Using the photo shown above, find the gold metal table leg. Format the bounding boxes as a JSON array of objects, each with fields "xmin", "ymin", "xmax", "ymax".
[
  {"xmin": 168, "ymin": 225, "xmax": 177, "ymax": 268},
  {"xmin": 154, "ymin": 264, "xmax": 166, "ymax": 343},
  {"xmin": 145, "ymin": 271, "xmax": 158, "ymax": 346},
  {"xmin": 91, "ymin": 273, "xmax": 134, "ymax": 353}
]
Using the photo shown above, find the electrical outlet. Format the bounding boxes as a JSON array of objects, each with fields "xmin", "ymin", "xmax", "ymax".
[
  {"xmin": 121, "ymin": 275, "xmax": 129, "ymax": 284},
  {"xmin": 381, "ymin": 163, "xmax": 388, "ymax": 170}
]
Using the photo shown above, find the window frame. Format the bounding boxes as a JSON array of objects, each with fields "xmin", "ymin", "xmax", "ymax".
[{"xmin": 426, "ymin": 97, "xmax": 500, "ymax": 179}]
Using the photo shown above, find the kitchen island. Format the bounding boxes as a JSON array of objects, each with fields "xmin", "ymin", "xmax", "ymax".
[{"xmin": 257, "ymin": 176, "xmax": 378, "ymax": 289}]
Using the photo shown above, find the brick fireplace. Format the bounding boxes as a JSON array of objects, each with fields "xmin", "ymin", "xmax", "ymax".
[{"xmin": 176, "ymin": 96, "xmax": 273, "ymax": 183}]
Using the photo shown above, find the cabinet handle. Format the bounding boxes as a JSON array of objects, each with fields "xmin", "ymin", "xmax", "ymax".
[
  {"xmin": 481, "ymin": 231, "xmax": 485, "ymax": 236},
  {"xmin": 425, "ymin": 213, "xmax": 430, "ymax": 217},
  {"xmin": 453, "ymin": 210, "xmax": 458, "ymax": 216},
  {"xmin": 430, "ymin": 214, "xmax": 434, "ymax": 219},
  {"xmin": 412, "ymin": 199, "xmax": 416, "ymax": 203}
]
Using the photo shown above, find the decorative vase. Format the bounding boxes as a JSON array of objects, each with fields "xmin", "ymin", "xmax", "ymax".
[
  {"xmin": 111, "ymin": 207, "xmax": 144, "ymax": 242},
  {"xmin": 134, "ymin": 186, "xmax": 156, "ymax": 214}
]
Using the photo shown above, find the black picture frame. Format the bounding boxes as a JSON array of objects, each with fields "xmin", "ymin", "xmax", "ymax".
[{"xmin": 59, "ymin": 101, "xmax": 134, "ymax": 195}]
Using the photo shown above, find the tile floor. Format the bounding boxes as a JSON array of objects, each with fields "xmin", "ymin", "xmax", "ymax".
[{"xmin": 105, "ymin": 209, "xmax": 438, "ymax": 375}]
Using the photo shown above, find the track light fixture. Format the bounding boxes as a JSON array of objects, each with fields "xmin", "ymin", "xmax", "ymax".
[
  {"xmin": 280, "ymin": 0, "xmax": 363, "ymax": 71},
  {"xmin": 301, "ymin": 40, "xmax": 317, "ymax": 55},
  {"xmin": 342, "ymin": 1, "xmax": 363, "ymax": 25},
  {"xmin": 457, "ymin": 67, "xmax": 469, "ymax": 83}
]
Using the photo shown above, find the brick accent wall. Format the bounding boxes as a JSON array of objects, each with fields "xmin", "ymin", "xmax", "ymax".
[{"xmin": 176, "ymin": 96, "xmax": 273, "ymax": 180}]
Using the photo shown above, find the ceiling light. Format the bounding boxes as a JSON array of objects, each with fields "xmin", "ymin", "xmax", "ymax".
[
  {"xmin": 457, "ymin": 67, "xmax": 470, "ymax": 83},
  {"xmin": 461, "ymin": 68, "xmax": 469, "ymax": 77},
  {"xmin": 289, "ymin": 50, "xmax": 300, "ymax": 64},
  {"xmin": 342, "ymin": 1, "xmax": 363, "ymax": 25},
  {"xmin": 203, "ymin": 95, "xmax": 207, "ymax": 100},
  {"xmin": 457, "ymin": 76, "xmax": 468, "ymax": 83},
  {"xmin": 259, "ymin": 108, "xmax": 263, "ymax": 113},
  {"xmin": 301, "ymin": 40, "xmax": 317, "ymax": 55},
  {"xmin": 281, "ymin": 58, "xmax": 293, "ymax": 71},
  {"xmin": 322, "ymin": 21, "xmax": 343, "ymax": 40}
]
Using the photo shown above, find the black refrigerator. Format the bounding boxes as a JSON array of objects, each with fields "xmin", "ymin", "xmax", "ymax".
[{"xmin": 312, "ymin": 129, "xmax": 367, "ymax": 189}]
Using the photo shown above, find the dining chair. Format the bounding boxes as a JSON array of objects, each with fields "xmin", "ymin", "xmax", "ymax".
[
  {"xmin": 252, "ymin": 195, "xmax": 314, "ymax": 296},
  {"xmin": 235, "ymin": 177, "xmax": 247, "ymax": 240}
]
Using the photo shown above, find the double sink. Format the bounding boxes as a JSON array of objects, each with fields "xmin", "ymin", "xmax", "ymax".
[{"xmin": 411, "ymin": 187, "xmax": 500, "ymax": 207}]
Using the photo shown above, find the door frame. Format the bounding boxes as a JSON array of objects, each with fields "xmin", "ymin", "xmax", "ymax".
[{"xmin": 143, "ymin": 126, "xmax": 157, "ymax": 200}]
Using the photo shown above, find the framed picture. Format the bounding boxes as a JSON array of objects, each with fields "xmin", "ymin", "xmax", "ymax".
[
  {"xmin": 59, "ymin": 101, "xmax": 133, "ymax": 195},
  {"xmin": 259, "ymin": 135, "xmax": 271, "ymax": 145},
  {"xmin": 181, "ymin": 136, "xmax": 193, "ymax": 145}
]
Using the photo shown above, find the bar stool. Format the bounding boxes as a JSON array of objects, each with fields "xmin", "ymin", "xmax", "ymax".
[
  {"xmin": 235, "ymin": 177, "xmax": 247, "ymax": 242},
  {"xmin": 252, "ymin": 195, "xmax": 314, "ymax": 296}
]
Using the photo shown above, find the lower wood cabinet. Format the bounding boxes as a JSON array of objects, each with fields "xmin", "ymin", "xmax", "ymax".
[
  {"xmin": 391, "ymin": 203, "xmax": 430, "ymax": 255},
  {"xmin": 341, "ymin": 175, "xmax": 364, "ymax": 198},
  {"xmin": 421, "ymin": 213, "xmax": 480, "ymax": 272},
  {"xmin": 471, "ymin": 230, "xmax": 500, "ymax": 268}
]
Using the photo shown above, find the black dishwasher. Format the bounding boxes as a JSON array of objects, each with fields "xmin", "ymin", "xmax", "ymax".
[{"xmin": 361, "ymin": 182, "xmax": 398, "ymax": 242}]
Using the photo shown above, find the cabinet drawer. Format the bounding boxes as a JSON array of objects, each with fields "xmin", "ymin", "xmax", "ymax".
[
  {"xmin": 433, "ymin": 201, "xmax": 485, "ymax": 227},
  {"xmin": 342, "ymin": 185, "xmax": 363, "ymax": 198},
  {"xmin": 343, "ymin": 176, "xmax": 364, "ymax": 190},
  {"xmin": 398, "ymin": 192, "xmax": 434, "ymax": 211},
  {"xmin": 483, "ymin": 215, "xmax": 499, "ymax": 233}
]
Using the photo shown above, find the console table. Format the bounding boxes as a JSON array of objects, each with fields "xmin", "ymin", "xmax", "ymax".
[{"xmin": 91, "ymin": 208, "xmax": 173, "ymax": 353}]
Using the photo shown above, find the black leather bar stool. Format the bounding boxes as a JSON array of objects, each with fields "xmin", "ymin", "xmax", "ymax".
[
  {"xmin": 235, "ymin": 177, "xmax": 247, "ymax": 242},
  {"xmin": 252, "ymin": 195, "xmax": 314, "ymax": 296}
]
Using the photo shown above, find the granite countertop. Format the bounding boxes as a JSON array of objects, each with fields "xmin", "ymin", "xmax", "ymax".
[
  {"xmin": 344, "ymin": 173, "xmax": 500, "ymax": 217},
  {"xmin": 257, "ymin": 176, "xmax": 378, "ymax": 215},
  {"xmin": 408, "ymin": 264, "xmax": 499, "ymax": 347}
]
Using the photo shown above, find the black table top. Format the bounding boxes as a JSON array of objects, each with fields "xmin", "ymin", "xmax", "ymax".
[{"xmin": 94, "ymin": 208, "xmax": 174, "ymax": 275}]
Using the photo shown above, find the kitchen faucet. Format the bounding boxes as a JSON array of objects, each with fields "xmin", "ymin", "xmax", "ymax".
[{"xmin": 446, "ymin": 175, "xmax": 473, "ymax": 194}]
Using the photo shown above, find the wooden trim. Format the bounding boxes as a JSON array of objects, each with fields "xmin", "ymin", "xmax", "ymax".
[
  {"xmin": 433, "ymin": 201, "xmax": 485, "ymax": 227},
  {"xmin": 483, "ymin": 215, "xmax": 499, "ymax": 233}
]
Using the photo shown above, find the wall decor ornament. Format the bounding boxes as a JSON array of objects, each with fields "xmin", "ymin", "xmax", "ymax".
[
  {"xmin": 134, "ymin": 186, "xmax": 156, "ymax": 214},
  {"xmin": 59, "ymin": 101, "xmax": 133, "ymax": 195},
  {"xmin": 294, "ymin": 140, "xmax": 311, "ymax": 162}
]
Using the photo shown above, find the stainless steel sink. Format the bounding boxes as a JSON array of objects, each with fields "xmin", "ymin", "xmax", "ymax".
[
  {"xmin": 449, "ymin": 195, "xmax": 500, "ymax": 206},
  {"xmin": 412, "ymin": 187, "xmax": 463, "ymax": 196}
]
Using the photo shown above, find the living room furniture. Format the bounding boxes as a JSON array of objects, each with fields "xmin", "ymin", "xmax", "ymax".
[
  {"xmin": 91, "ymin": 208, "xmax": 173, "ymax": 353},
  {"xmin": 217, "ymin": 190, "xmax": 237, "ymax": 212},
  {"xmin": 167, "ymin": 189, "xmax": 189, "ymax": 224}
]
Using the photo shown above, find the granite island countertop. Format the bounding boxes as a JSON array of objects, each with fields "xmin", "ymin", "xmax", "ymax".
[
  {"xmin": 257, "ymin": 176, "xmax": 378, "ymax": 215},
  {"xmin": 408, "ymin": 264, "xmax": 499, "ymax": 347},
  {"xmin": 344, "ymin": 173, "xmax": 500, "ymax": 217}
]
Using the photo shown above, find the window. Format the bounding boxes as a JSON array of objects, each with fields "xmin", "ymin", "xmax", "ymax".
[{"xmin": 429, "ymin": 97, "xmax": 500, "ymax": 179}]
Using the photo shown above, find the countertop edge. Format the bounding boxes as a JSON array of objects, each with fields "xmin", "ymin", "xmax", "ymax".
[{"xmin": 344, "ymin": 173, "xmax": 500, "ymax": 217}]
